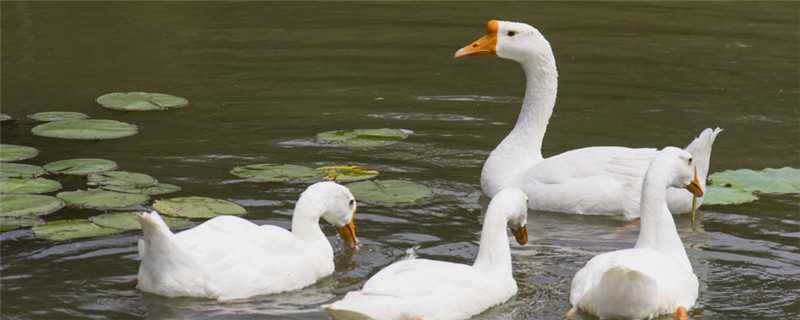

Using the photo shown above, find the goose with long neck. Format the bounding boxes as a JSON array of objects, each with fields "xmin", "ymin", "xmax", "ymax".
[
  {"xmin": 136, "ymin": 181, "xmax": 358, "ymax": 301},
  {"xmin": 456, "ymin": 20, "xmax": 721, "ymax": 219},
  {"xmin": 325, "ymin": 188, "xmax": 529, "ymax": 320},
  {"xmin": 568, "ymin": 147, "xmax": 703, "ymax": 320}
]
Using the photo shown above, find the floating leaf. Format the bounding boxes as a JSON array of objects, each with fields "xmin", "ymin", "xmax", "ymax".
[
  {"xmin": 0, "ymin": 194, "xmax": 64, "ymax": 217},
  {"xmin": 31, "ymin": 119, "xmax": 138, "ymax": 140},
  {"xmin": 57, "ymin": 189, "xmax": 149, "ymax": 210},
  {"xmin": 702, "ymin": 185, "xmax": 759, "ymax": 206},
  {"xmin": 230, "ymin": 163, "xmax": 320, "ymax": 183},
  {"xmin": 316, "ymin": 128, "xmax": 410, "ymax": 147},
  {"xmin": 153, "ymin": 196, "xmax": 246, "ymax": 218},
  {"xmin": 317, "ymin": 165, "xmax": 379, "ymax": 182},
  {"xmin": 1, "ymin": 163, "xmax": 46, "ymax": 178},
  {"xmin": 33, "ymin": 219, "xmax": 121, "ymax": 241},
  {"xmin": 101, "ymin": 183, "xmax": 181, "ymax": 195},
  {"xmin": 347, "ymin": 179, "xmax": 432, "ymax": 204},
  {"xmin": 44, "ymin": 158, "xmax": 118, "ymax": 175},
  {"xmin": 0, "ymin": 113, "xmax": 11, "ymax": 122},
  {"xmin": 96, "ymin": 92, "xmax": 189, "ymax": 111},
  {"xmin": 27, "ymin": 111, "xmax": 89, "ymax": 122},
  {"xmin": 88, "ymin": 171, "xmax": 158, "ymax": 188},
  {"xmin": 709, "ymin": 167, "xmax": 800, "ymax": 194},
  {"xmin": 0, "ymin": 216, "xmax": 41, "ymax": 232},
  {"xmin": 0, "ymin": 177, "xmax": 62, "ymax": 194},
  {"xmin": 0, "ymin": 144, "xmax": 39, "ymax": 162},
  {"xmin": 90, "ymin": 212, "xmax": 192, "ymax": 231}
]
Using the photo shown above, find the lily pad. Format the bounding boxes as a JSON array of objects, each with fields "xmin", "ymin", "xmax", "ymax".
[
  {"xmin": 230, "ymin": 163, "xmax": 321, "ymax": 183},
  {"xmin": 57, "ymin": 189, "xmax": 149, "ymax": 210},
  {"xmin": 32, "ymin": 219, "xmax": 121, "ymax": 241},
  {"xmin": 101, "ymin": 183, "xmax": 181, "ymax": 195},
  {"xmin": 96, "ymin": 92, "xmax": 189, "ymax": 111},
  {"xmin": 90, "ymin": 212, "xmax": 192, "ymax": 231},
  {"xmin": 317, "ymin": 165, "xmax": 379, "ymax": 182},
  {"xmin": 44, "ymin": 158, "xmax": 118, "ymax": 176},
  {"xmin": 709, "ymin": 167, "xmax": 800, "ymax": 194},
  {"xmin": 1, "ymin": 163, "xmax": 46, "ymax": 178},
  {"xmin": 0, "ymin": 216, "xmax": 42, "ymax": 232},
  {"xmin": 27, "ymin": 111, "xmax": 89, "ymax": 122},
  {"xmin": 0, "ymin": 194, "xmax": 64, "ymax": 217},
  {"xmin": 317, "ymin": 128, "xmax": 410, "ymax": 147},
  {"xmin": 153, "ymin": 196, "xmax": 246, "ymax": 218},
  {"xmin": 0, "ymin": 177, "xmax": 62, "ymax": 194},
  {"xmin": 347, "ymin": 179, "xmax": 432, "ymax": 204},
  {"xmin": 0, "ymin": 144, "xmax": 39, "ymax": 162},
  {"xmin": 0, "ymin": 113, "xmax": 11, "ymax": 122},
  {"xmin": 702, "ymin": 185, "xmax": 759, "ymax": 206},
  {"xmin": 87, "ymin": 171, "xmax": 158, "ymax": 187},
  {"xmin": 31, "ymin": 119, "xmax": 138, "ymax": 140}
]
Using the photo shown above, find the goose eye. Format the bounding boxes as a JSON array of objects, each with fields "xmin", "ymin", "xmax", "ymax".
[
  {"xmin": 688, "ymin": 158, "xmax": 693, "ymax": 165},
  {"xmin": 507, "ymin": 31, "xmax": 517, "ymax": 37},
  {"xmin": 348, "ymin": 199, "xmax": 355, "ymax": 207}
]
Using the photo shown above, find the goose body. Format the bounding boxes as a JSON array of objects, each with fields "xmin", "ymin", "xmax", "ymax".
[
  {"xmin": 325, "ymin": 188, "xmax": 529, "ymax": 320},
  {"xmin": 136, "ymin": 182, "xmax": 358, "ymax": 301},
  {"xmin": 456, "ymin": 20, "xmax": 721, "ymax": 219},
  {"xmin": 569, "ymin": 147, "xmax": 702, "ymax": 319}
]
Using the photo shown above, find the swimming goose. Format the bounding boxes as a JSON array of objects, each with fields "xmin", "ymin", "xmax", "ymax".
[
  {"xmin": 136, "ymin": 181, "xmax": 358, "ymax": 300},
  {"xmin": 569, "ymin": 147, "xmax": 702, "ymax": 319},
  {"xmin": 455, "ymin": 20, "xmax": 721, "ymax": 219},
  {"xmin": 324, "ymin": 188, "xmax": 529, "ymax": 320}
]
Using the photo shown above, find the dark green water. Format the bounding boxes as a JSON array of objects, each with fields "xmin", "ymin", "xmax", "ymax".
[{"xmin": 2, "ymin": 2, "xmax": 798, "ymax": 319}]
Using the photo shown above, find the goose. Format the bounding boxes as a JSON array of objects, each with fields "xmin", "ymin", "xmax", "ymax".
[
  {"xmin": 136, "ymin": 181, "xmax": 358, "ymax": 301},
  {"xmin": 455, "ymin": 20, "xmax": 721, "ymax": 219},
  {"xmin": 324, "ymin": 188, "xmax": 529, "ymax": 320},
  {"xmin": 568, "ymin": 147, "xmax": 703, "ymax": 319}
]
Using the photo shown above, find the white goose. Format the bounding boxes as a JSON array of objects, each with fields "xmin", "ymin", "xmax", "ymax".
[
  {"xmin": 568, "ymin": 147, "xmax": 703, "ymax": 319},
  {"xmin": 136, "ymin": 181, "xmax": 358, "ymax": 301},
  {"xmin": 455, "ymin": 20, "xmax": 721, "ymax": 219},
  {"xmin": 324, "ymin": 188, "xmax": 529, "ymax": 320}
]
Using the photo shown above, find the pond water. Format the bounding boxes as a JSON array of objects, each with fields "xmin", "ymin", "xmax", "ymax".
[{"xmin": 2, "ymin": 2, "xmax": 798, "ymax": 319}]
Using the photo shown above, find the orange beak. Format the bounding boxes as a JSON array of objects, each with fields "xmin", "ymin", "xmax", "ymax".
[
  {"xmin": 454, "ymin": 20, "xmax": 499, "ymax": 58},
  {"xmin": 510, "ymin": 225, "xmax": 528, "ymax": 245},
  {"xmin": 336, "ymin": 219, "xmax": 358, "ymax": 249},
  {"xmin": 686, "ymin": 167, "xmax": 704, "ymax": 197}
]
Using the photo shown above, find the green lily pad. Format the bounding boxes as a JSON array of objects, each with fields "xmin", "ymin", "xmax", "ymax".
[
  {"xmin": 1, "ymin": 163, "xmax": 46, "ymax": 178},
  {"xmin": 57, "ymin": 189, "xmax": 149, "ymax": 210},
  {"xmin": 0, "ymin": 216, "xmax": 42, "ymax": 232},
  {"xmin": 153, "ymin": 196, "xmax": 246, "ymax": 218},
  {"xmin": 317, "ymin": 165, "xmax": 379, "ymax": 182},
  {"xmin": 316, "ymin": 128, "xmax": 410, "ymax": 147},
  {"xmin": 702, "ymin": 185, "xmax": 759, "ymax": 206},
  {"xmin": 87, "ymin": 171, "xmax": 158, "ymax": 187},
  {"xmin": 31, "ymin": 119, "xmax": 138, "ymax": 140},
  {"xmin": 0, "ymin": 177, "xmax": 62, "ymax": 194},
  {"xmin": 89, "ymin": 212, "xmax": 192, "ymax": 231},
  {"xmin": 27, "ymin": 111, "xmax": 89, "ymax": 122},
  {"xmin": 44, "ymin": 158, "xmax": 118, "ymax": 176},
  {"xmin": 32, "ymin": 219, "xmax": 121, "ymax": 241},
  {"xmin": 709, "ymin": 167, "xmax": 800, "ymax": 194},
  {"xmin": 101, "ymin": 182, "xmax": 181, "ymax": 195},
  {"xmin": 230, "ymin": 163, "xmax": 321, "ymax": 183},
  {"xmin": 0, "ymin": 113, "xmax": 11, "ymax": 122},
  {"xmin": 0, "ymin": 144, "xmax": 39, "ymax": 162},
  {"xmin": 96, "ymin": 92, "xmax": 189, "ymax": 111},
  {"xmin": 0, "ymin": 194, "xmax": 64, "ymax": 217},
  {"xmin": 347, "ymin": 179, "xmax": 432, "ymax": 204}
]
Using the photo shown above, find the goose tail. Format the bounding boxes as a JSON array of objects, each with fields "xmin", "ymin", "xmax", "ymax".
[
  {"xmin": 580, "ymin": 266, "xmax": 659, "ymax": 319},
  {"xmin": 684, "ymin": 127, "xmax": 722, "ymax": 184}
]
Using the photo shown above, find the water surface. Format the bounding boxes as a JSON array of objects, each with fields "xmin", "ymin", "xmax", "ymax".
[{"xmin": 2, "ymin": 2, "xmax": 798, "ymax": 319}]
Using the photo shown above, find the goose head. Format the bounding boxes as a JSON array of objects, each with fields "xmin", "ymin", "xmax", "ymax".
[
  {"xmin": 454, "ymin": 20, "xmax": 553, "ymax": 65},
  {"xmin": 490, "ymin": 188, "xmax": 530, "ymax": 245},
  {"xmin": 299, "ymin": 181, "xmax": 359, "ymax": 248},
  {"xmin": 659, "ymin": 147, "xmax": 704, "ymax": 197}
]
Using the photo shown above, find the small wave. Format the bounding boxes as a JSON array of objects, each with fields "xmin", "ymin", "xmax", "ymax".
[
  {"xmin": 416, "ymin": 95, "xmax": 521, "ymax": 104},
  {"xmin": 367, "ymin": 112, "xmax": 483, "ymax": 122}
]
